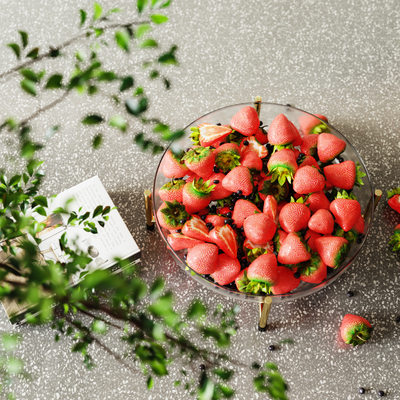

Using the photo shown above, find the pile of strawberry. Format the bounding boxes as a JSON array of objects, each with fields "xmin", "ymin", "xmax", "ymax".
[
  {"xmin": 157, "ymin": 106, "xmax": 367, "ymax": 296},
  {"xmin": 388, "ymin": 188, "xmax": 400, "ymax": 251}
]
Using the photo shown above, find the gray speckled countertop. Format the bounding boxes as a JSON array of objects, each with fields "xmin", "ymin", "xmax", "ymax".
[{"xmin": 1, "ymin": 0, "xmax": 400, "ymax": 399}]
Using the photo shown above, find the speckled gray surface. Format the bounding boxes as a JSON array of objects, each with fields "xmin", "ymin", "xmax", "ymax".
[{"xmin": 0, "ymin": 0, "xmax": 400, "ymax": 399}]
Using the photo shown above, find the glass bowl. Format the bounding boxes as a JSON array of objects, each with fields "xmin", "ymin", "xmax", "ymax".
[{"xmin": 153, "ymin": 103, "xmax": 374, "ymax": 304}]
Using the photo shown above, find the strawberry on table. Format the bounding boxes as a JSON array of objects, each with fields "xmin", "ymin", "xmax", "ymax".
[
  {"xmin": 230, "ymin": 106, "xmax": 260, "ymax": 137},
  {"xmin": 278, "ymin": 232, "xmax": 311, "ymax": 265},
  {"xmin": 308, "ymin": 209, "xmax": 335, "ymax": 235},
  {"xmin": 279, "ymin": 199, "xmax": 311, "ymax": 233},
  {"xmin": 317, "ymin": 133, "xmax": 346, "ymax": 164},
  {"xmin": 209, "ymin": 224, "xmax": 238, "ymax": 259},
  {"xmin": 389, "ymin": 224, "xmax": 400, "ymax": 252},
  {"xmin": 293, "ymin": 165, "xmax": 326, "ymax": 194},
  {"xmin": 186, "ymin": 243, "xmax": 219, "ymax": 274},
  {"xmin": 271, "ymin": 266, "xmax": 301, "ymax": 295},
  {"xmin": 159, "ymin": 179, "xmax": 185, "ymax": 203},
  {"xmin": 255, "ymin": 127, "xmax": 268, "ymax": 145},
  {"xmin": 299, "ymin": 253, "xmax": 327, "ymax": 284},
  {"xmin": 232, "ymin": 199, "xmax": 261, "ymax": 228},
  {"xmin": 340, "ymin": 314, "xmax": 372, "ymax": 346},
  {"xmin": 222, "ymin": 166, "xmax": 253, "ymax": 196},
  {"xmin": 315, "ymin": 236, "xmax": 349, "ymax": 268},
  {"xmin": 182, "ymin": 146, "xmax": 216, "ymax": 179},
  {"xmin": 162, "ymin": 149, "xmax": 190, "ymax": 179},
  {"xmin": 387, "ymin": 188, "xmax": 400, "ymax": 214},
  {"xmin": 300, "ymin": 135, "xmax": 319, "ymax": 157},
  {"xmin": 267, "ymin": 114, "xmax": 299, "ymax": 151},
  {"xmin": 241, "ymin": 151, "xmax": 263, "ymax": 173},
  {"xmin": 323, "ymin": 161, "xmax": 366, "ymax": 190},
  {"xmin": 183, "ymin": 178, "xmax": 215, "ymax": 214},
  {"xmin": 211, "ymin": 254, "xmax": 241, "ymax": 285},
  {"xmin": 243, "ymin": 213, "xmax": 276, "ymax": 245},
  {"xmin": 157, "ymin": 200, "xmax": 189, "ymax": 231},
  {"xmin": 167, "ymin": 233, "xmax": 204, "ymax": 251},
  {"xmin": 213, "ymin": 143, "xmax": 241, "ymax": 173},
  {"xmin": 267, "ymin": 148, "xmax": 298, "ymax": 186},
  {"xmin": 243, "ymin": 238, "xmax": 274, "ymax": 262},
  {"xmin": 304, "ymin": 229, "xmax": 322, "ymax": 252},
  {"xmin": 298, "ymin": 155, "xmax": 320, "ymax": 170},
  {"xmin": 182, "ymin": 217, "xmax": 211, "ymax": 242},
  {"xmin": 208, "ymin": 172, "xmax": 233, "ymax": 200},
  {"xmin": 273, "ymin": 229, "xmax": 288, "ymax": 253},
  {"xmin": 205, "ymin": 214, "xmax": 226, "ymax": 228},
  {"xmin": 299, "ymin": 113, "xmax": 329, "ymax": 135},
  {"xmin": 330, "ymin": 197, "xmax": 361, "ymax": 232},
  {"xmin": 245, "ymin": 254, "xmax": 279, "ymax": 294},
  {"xmin": 305, "ymin": 191, "xmax": 331, "ymax": 213}
]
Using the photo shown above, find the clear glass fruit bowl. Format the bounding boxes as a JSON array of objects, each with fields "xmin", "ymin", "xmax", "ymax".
[{"xmin": 152, "ymin": 103, "xmax": 374, "ymax": 304}]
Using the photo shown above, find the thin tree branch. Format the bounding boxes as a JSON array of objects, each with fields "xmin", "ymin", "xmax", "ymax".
[{"xmin": 0, "ymin": 20, "xmax": 149, "ymax": 80}]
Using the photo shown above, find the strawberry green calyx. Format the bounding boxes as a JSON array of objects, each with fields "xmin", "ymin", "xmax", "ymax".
[
  {"xmin": 237, "ymin": 270, "xmax": 250, "ymax": 292},
  {"xmin": 289, "ymin": 196, "xmax": 307, "ymax": 204},
  {"xmin": 309, "ymin": 122, "xmax": 329, "ymax": 135},
  {"xmin": 246, "ymin": 247, "xmax": 269, "ymax": 263},
  {"xmin": 182, "ymin": 146, "xmax": 212, "ymax": 164},
  {"xmin": 189, "ymin": 127, "xmax": 200, "ymax": 145},
  {"xmin": 160, "ymin": 179, "xmax": 185, "ymax": 191},
  {"xmin": 273, "ymin": 232, "xmax": 282, "ymax": 252},
  {"xmin": 387, "ymin": 187, "xmax": 400, "ymax": 199},
  {"xmin": 243, "ymin": 280, "xmax": 272, "ymax": 295},
  {"xmin": 300, "ymin": 253, "xmax": 322, "ymax": 276},
  {"xmin": 269, "ymin": 166, "xmax": 295, "ymax": 186},
  {"xmin": 355, "ymin": 162, "xmax": 366, "ymax": 187},
  {"xmin": 333, "ymin": 242, "xmax": 349, "ymax": 268},
  {"xmin": 215, "ymin": 151, "xmax": 241, "ymax": 173},
  {"xmin": 343, "ymin": 323, "xmax": 373, "ymax": 346},
  {"xmin": 273, "ymin": 143, "xmax": 294, "ymax": 153},
  {"xmin": 335, "ymin": 190, "xmax": 357, "ymax": 200},
  {"xmin": 260, "ymin": 180, "xmax": 289, "ymax": 203},
  {"xmin": 334, "ymin": 227, "xmax": 357, "ymax": 243},
  {"xmin": 160, "ymin": 200, "xmax": 189, "ymax": 228},
  {"xmin": 227, "ymin": 130, "xmax": 245, "ymax": 145},
  {"xmin": 389, "ymin": 227, "xmax": 400, "ymax": 252},
  {"xmin": 190, "ymin": 178, "xmax": 216, "ymax": 197}
]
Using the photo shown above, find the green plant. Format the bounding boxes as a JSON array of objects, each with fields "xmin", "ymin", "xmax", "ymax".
[{"xmin": 0, "ymin": 2, "xmax": 289, "ymax": 399}]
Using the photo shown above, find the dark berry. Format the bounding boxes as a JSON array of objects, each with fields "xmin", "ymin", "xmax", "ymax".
[
  {"xmin": 175, "ymin": 229, "xmax": 181, "ymax": 233},
  {"xmin": 199, "ymin": 364, "xmax": 205, "ymax": 370},
  {"xmin": 211, "ymin": 205, "xmax": 217, "ymax": 213},
  {"xmin": 294, "ymin": 272, "xmax": 300, "ymax": 279},
  {"xmin": 259, "ymin": 120, "xmax": 263, "ymax": 126},
  {"xmin": 300, "ymin": 229, "xmax": 307, "ymax": 236},
  {"xmin": 359, "ymin": 388, "xmax": 365, "ymax": 394},
  {"xmin": 298, "ymin": 152, "xmax": 305, "ymax": 158},
  {"xmin": 213, "ymin": 166, "xmax": 220, "ymax": 173},
  {"xmin": 213, "ymin": 180, "xmax": 219, "ymax": 184},
  {"xmin": 232, "ymin": 224, "xmax": 237, "ymax": 229},
  {"xmin": 228, "ymin": 218, "xmax": 234, "ymax": 224},
  {"xmin": 396, "ymin": 315, "xmax": 400, "ymax": 323},
  {"xmin": 347, "ymin": 291, "xmax": 354, "ymax": 297},
  {"xmin": 179, "ymin": 219, "xmax": 186, "ymax": 224},
  {"xmin": 338, "ymin": 157, "xmax": 344, "ymax": 163},
  {"xmin": 206, "ymin": 223, "xmax": 213, "ymax": 228},
  {"xmin": 377, "ymin": 391, "xmax": 385, "ymax": 397},
  {"xmin": 243, "ymin": 140, "xmax": 249, "ymax": 146},
  {"xmin": 216, "ymin": 123, "xmax": 221, "ymax": 126},
  {"xmin": 268, "ymin": 345, "xmax": 275, "ymax": 351},
  {"xmin": 229, "ymin": 206, "xmax": 234, "ymax": 211},
  {"xmin": 226, "ymin": 212, "xmax": 232, "ymax": 218},
  {"xmin": 224, "ymin": 219, "xmax": 229, "ymax": 224},
  {"xmin": 201, "ymin": 214, "xmax": 207, "ymax": 220},
  {"xmin": 240, "ymin": 227, "xmax": 245, "ymax": 232},
  {"xmin": 210, "ymin": 146, "xmax": 215, "ymax": 150},
  {"xmin": 237, "ymin": 190, "xmax": 242, "ymax": 195},
  {"xmin": 220, "ymin": 142, "xmax": 225, "ymax": 145},
  {"xmin": 356, "ymin": 238, "xmax": 363, "ymax": 244},
  {"xmin": 218, "ymin": 249, "xmax": 224, "ymax": 254},
  {"xmin": 183, "ymin": 254, "xmax": 187, "ymax": 260},
  {"xmin": 273, "ymin": 251, "xmax": 278, "ymax": 256},
  {"xmin": 360, "ymin": 234, "xmax": 365, "ymax": 239}
]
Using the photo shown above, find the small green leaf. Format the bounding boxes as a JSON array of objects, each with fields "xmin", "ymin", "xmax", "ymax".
[
  {"xmin": 76, "ymin": 51, "xmax": 85, "ymax": 62},
  {"xmin": 2, "ymin": 334, "xmax": 19, "ymax": 351},
  {"xmin": 158, "ymin": 45, "xmax": 178, "ymax": 65},
  {"xmin": 125, "ymin": 97, "xmax": 148, "ymax": 116},
  {"xmin": 135, "ymin": 24, "xmax": 151, "ymax": 38},
  {"xmin": 88, "ymin": 85, "xmax": 98, "ymax": 95},
  {"xmin": 151, "ymin": 0, "xmax": 171, "ymax": 7},
  {"xmin": 93, "ymin": 3, "xmax": 102, "ymax": 20},
  {"xmin": 147, "ymin": 375, "xmax": 154, "ymax": 389},
  {"xmin": 140, "ymin": 39, "xmax": 158, "ymax": 48},
  {"xmin": 7, "ymin": 358, "xmax": 23, "ymax": 374},
  {"xmin": 79, "ymin": 9, "xmax": 87, "ymax": 26},
  {"xmin": 150, "ymin": 277, "xmax": 164, "ymax": 298},
  {"xmin": 115, "ymin": 31, "xmax": 130, "ymax": 52},
  {"xmin": 163, "ymin": 77, "xmax": 171, "ymax": 89},
  {"xmin": 7, "ymin": 43, "xmax": 20, "ymax": 59},
  {"xmin": 149, "ymin": 70, "xmax": 159, "ymax": 79},
  {"xmin": 45, "ymin": 74, "xmax": 63, "ymax": 89},
  {"xmin": 93, "ymin": 28, "xmax": 104, "ymax": 37},
  {"xmin": 20, "ymin": 79, "xmax": 36, "ymax": 96},
  {"xmin": 92, "ymin": 134, "xmax": 103, "ymax": 149},
  {"xmin": 82, "ymin": 115, "xmax": 103, "ymax": 125},
  {"xmin": 97, "ymin": 71, "xmax": 118, "ymax": 82},
  {"xmin": 49, "ymin": 48, "xmax": 60, "ymax": 58},
  {"xmin": 150, "ymin": 14, "xmax": 169, "ymax": 24},
  {"xmin": 18, "ymin": 31, "xmax": 28, "ymax": 48},
  {"xmin": 35, "ymin": 206, "xmax": 47, "ymax": 217},
  {"xmin": 187, "ymin": 300, "xmax": 206, "ymax": 319},
  {"xmin": 20, "ymin": 69, "xmax": 38, "ymax": 82},
  {"xmin": 134, "ymin": 87, "xmax": 144, "ymax": 96},
  {"xmin": 92, "ymin": 320, "xmax": 107, "ymax": 334},
  {"xmin": 26, "ymin": 47, "xmax": 39, "ymax": 59},
  {"xmin": 120, "ymin": 76, "xmax": 134, "ymax": 92},
  {"xmin": 34, "ymin": 195, "xmax": 48, "ymax": 208},
  {"xmin": 46, "ymin": 126, "xmax": 60, "ymax": 140},
  {"xmin": 137, "ymin": 0, "xmax": 149, "ymax": 13},
  {"xmin": 109, "ymin": 115, "xmax": 127, "ymax": 132},
  {"xmin": 162, "ymin": 129, "xmax": 184, "ymax": 141}
]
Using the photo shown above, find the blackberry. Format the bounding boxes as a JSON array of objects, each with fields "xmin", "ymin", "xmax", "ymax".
[
  {"xmin": 243, "ymin": 140, "xmax": 249, "ymax": 146},
  {"xmin": 213, "ymin": 180, "xmax": 219, "ymax": 184}
]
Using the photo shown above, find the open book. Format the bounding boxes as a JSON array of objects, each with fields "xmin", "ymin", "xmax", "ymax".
[{"xmin": 1, "ymin": 176, "xmax": 141, "ymax": 324}]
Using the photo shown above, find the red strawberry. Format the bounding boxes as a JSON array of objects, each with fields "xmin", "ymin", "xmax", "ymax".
[
  {"xmin": 186, "ymin": 243, "xmax": 219, "ymax": 274},
  {"xmin": 232, "ymin": 199, "xmax": 261, "ymax": 228},
  {"xmin": 209, "ymin": 224, "xmax": 238, "ymax": 258},
  {"xmin": 352, "ymin": 215, "xmax": 365, "ymax": 236},
  {"xmin": 271, "ymin": 266, "xmax": 301, "ymax": 295},
  {"xmin": 244, "ymin": 213, "xmax": 276, "ymax": 245},
  {"xmin": 196, "ymin": 123, "xmax": 232, "ymax": 147},
  {"xmin": 205, "ymin": 214, "xmax": 226, "ymax": 228},
  {"xmin": 300, "ymin": 253, "xmax": 327, "ymax": 284},
  {"xmin": 230, "ymin": 106, "xmax": 260, "ymax": 136},
  {"xmin": 324, "ymin": 180, "xmax": 334, "ymax": 191},
  {"xmin": 162, "ymin": 150, "xmax": 190, "ymax": 178},
  {"xmin": 387, "ymin": 188, "xmax": 400, "ymax": 214},
  {"xmin": 208, "ymin": 172, "xmax": 233, "ymax": 200},
  {"xmin": 183, "ymin": 146, "xmax": 215, "ymax": 179},
  {"xmin": 239, "ymin": 136, "xmax": 269, "ymax": 158},
  {"xmin": 267, "ymin": 149, "xmax": 298, "ymax": 186},
  {"xmin": 246, "ymin": 254, "xmax": 279, "ymax": 292},
  {"xmin": 222, "ymin": 166, "xmax": 253, "ymax": 196},
  {"xmin": 290, "ymin": 122, "xmax": 302, "ymax": 146},
  {"xmin": 273, "ymin": 229, "xmax": 288, "ymax": 253},
  {"xmin": 315, "ymin": 236, "xmax": 349, "ymax": 268},
  {"xmin": 323, "ymin": 161, "xmax": 365, "ymax": 190},
  {"xmin": 183, "ymin": 178, "xmax": 215, "ymax": 214},
  {"xmin": 157, "ymin": 200, "xmax": 189, "ymax": 230},
  {"xmin": 317, "ymin": 133, "xmax": 346, "ymax": 164},
  {"xmin": 279, "ymin": 201, "xmax": 311, "ymax": 233},
  {"xmin": 213, "ymin": 143, "xmax": 241, "ymax": 173},
  {"xmin": 263, "ymin": 195, "xmax": 278, "ymax": 225},
  {"xmin": 167, "ymin": 233, "xmax": 204, "ymax": 251},
  {"xmin": 211, "ymin": 254, "xmax": 241, "ymax": 285},
  {"xmin": 340, "ymin": 314, "xmax": 372, "ymax": 346},
  {"xmin": 308, "ymin": 209, "xmax": 334, "ymax": 235},
  {"xmin": 278, "ymin": 233, "xmax": 311, "ymax": 265},
  {"xmin": 300, "ymin": 135, "xmax": 319, "ymax": 157},
  {"xmin": 243, "ymin": 238, "xmax": 274, "ymax": 262},
  {"xmin": 389, "ymin": 223, "xmax": 400, "ymax": 252},
  {"xmin": 255, "ymin": 127, "xmax": 268, "ymax": 145},
  {"xmin": 267, "ymin": 114, "xmax": 299, "ymax": 147},
  {"xmin": 304, "ymin": 229, "xmax": 322, "ymax": 252},
  {"xmin": 299, "ymin": 113, "xmax": 329, "ymax": 135},
  {"xmin": 305, "ymin": 191, "xmax": 330, "ymax": 213},
  {"xmin": 293, "ymin": 166, "xmax": 325, "ymax": 194},
  {"xmin": 330, "ymin": 198, "xmax": 361, "ymax": 231},
  {"xmin": 241, "ymin": 151, "xmax": 262, "ymax": 172},
  {"xmin": 182, "ymin": 217, "xmax": 210, "ymax": 242},
  {"xmin": 258, "ymin": 175, "xmax": 289, "ymax": 203},
  {"xmin": 186, "ymin": 172, "xmax": 201, "ymax": 183},
  {"xmin": 217, "ymin": 206, "xmax": 231, "ymax": 216},
  {"xmin": 159, "ymin": 179, "xmax": 185, "ymax": 203},
  {"xmin": 235, "ymin": 268, "xmax": 249, "ymax": 292},
  {"xmin": 292, "ymin": 148, "xmax": 300, "ymax": 159}
]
